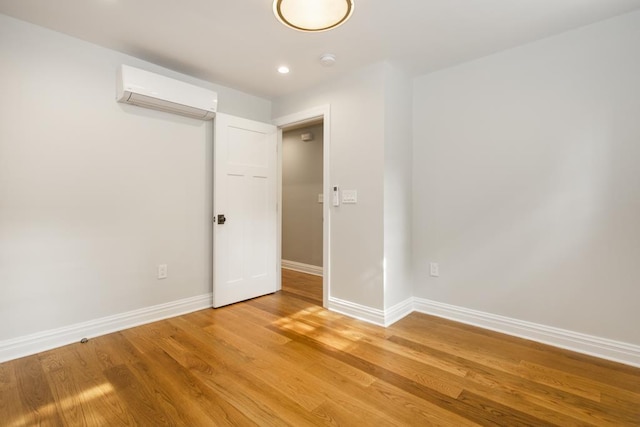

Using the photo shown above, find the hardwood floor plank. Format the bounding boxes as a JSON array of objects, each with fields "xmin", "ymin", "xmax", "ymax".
[
  {"xmin": 13, "ymin": 356, "xmax": 64, "ymax": 426},
  {"xmin": 600, "ymin": 393, "xmax": 640, "ymax": 425},
  {"xmin": 394, "ymin": 311, "xmax": 640, "ymax": 399},
  {"xmin": 311, "ymin": 399, "xmax": 398, "ymax": 427},
  {"xmin": 391, "ymin": 313, "xmax": 526, "ymax": 368},
  {"xmin": 516, "ymin": 360, "xmax": 602, "ymax": 401},
  {"xmin": 152, "ymin": 324, "xmax": 321, "ymax": 425},
  {"xmin": 206, "ymin": 316, "xmax": 412, "ymax": 423},
  {"xmin": 261, "ymin": 305, "xmax": 467, "ymax": 399},
  {"xmin": 202, "ymin": 307, "xmax": 292, "ymax": 347},
  {"xmin": 455, "ymin": 390, "xmax": 555, "ymax": 427},
  {"xmin": 309, "ymin": 346, "xmax": 376, "ymax": 388},
  {"xmin": 139, "ymin": 346, "xmax": 257, "ymax": 426},
  {"xmin": 39, "ymin": 351, "xmax": 89, "ymax": 426},
  {"xmin": 75, "ymin": 379, "xmax": 136, "ymax": 426},
  {"xmin": 49, "ymin": 346, "xmax": 137, "ymax": 426},
  {"xmin": 193, "ymin": 358, "xmax": 326, "ymax": 426},
  {"xmin": 368, "ymin": 378, "xmax": 484, "ymax": 427},
  {"xmin": 346, "ymin": 340, "xmax": 465, "ymax": 398},
  {"xmin": 276, "ymin": 306, "xmax": 471, "ymax": 379},
  {"xmin": 389, "ymin": 332, "xmax": 636, "ymax": 426},
  {"xmin": 515, "ymin": 344, "xmax": 640, "ymax": 394},
  {"xmin": 97, "ymin": 331, "xmax": 147, "ymax": 366},
  {"xmin": 166, "ymin": 317, "xmax": 254, "ymax": 367},
  {"xmin": 519, "ymin": 359, "xmax": 640, "ymax": 407},
  {"xmin": 305, "ymin": 360, "xmax": 480, "ymax": 426},
  {"xmin": 0, "ymin": 361, "xmax": 28, "ymax": 427},
  {"xmin": 390, "ymin": 336, "xmax": 593, "ymax": 426},
  {"xmin": 281, "ymin": 268, "xmax": 323, "ymax": 304},
  {"xmin": 265, "ymin": 322, "xmax": 527, "ymax": 425},
  {"xmin": 128, "ymin": 356, "xmax": 216, "ymax": 425},
  {"xmin": 281, "ymin": 289, "xmax": 323, "ymax": 306},
  {"xmin": 103, "ymin": 364, "xmax": 178, "ymax": 426}
]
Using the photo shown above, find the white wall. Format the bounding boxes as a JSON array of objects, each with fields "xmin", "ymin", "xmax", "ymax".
[
  {"xmin": 0, "ymin": 14, "xmax": 271, "ymax": 342},
  {"xmin": 382, "ymin": 63, "xmax": 414, "ymax": 309},
  {"xmin": 273, "ymin": 62, "xmax": 415, "ymax": 315},
  {"xmin": 282, "ymin": 124, "xmax": 324, "ymax": 267},
  {"xmin": 412, "ymin": 11, "xmax": 640, "ymax": 345},
  {"xmin": 273, "ymin": 64, "xmax": 386, "ymax": 309}
]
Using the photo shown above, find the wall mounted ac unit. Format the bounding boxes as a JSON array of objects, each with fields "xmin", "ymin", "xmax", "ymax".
[{"xmin": 116, "ymin": 65, "xmax": 217, "ymax": 120}]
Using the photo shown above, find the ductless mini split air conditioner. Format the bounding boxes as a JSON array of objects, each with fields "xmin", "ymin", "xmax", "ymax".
[{"xmin": 116, "ymin": 65, "xmax": 217, "ymax": 120}]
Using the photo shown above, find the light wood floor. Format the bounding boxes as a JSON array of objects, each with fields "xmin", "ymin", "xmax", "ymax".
[{"xmin": 1, "ymin": 270, "xmax": 638, "ymax": 426}]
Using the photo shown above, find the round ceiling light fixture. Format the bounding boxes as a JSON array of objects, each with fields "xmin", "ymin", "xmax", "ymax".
[{"xmin": 273, "ymin": 0, "xmax": 354, "ymax": 32}]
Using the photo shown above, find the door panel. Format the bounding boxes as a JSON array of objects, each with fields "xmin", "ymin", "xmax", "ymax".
[{"xmin": 213, "ymin": 113, "xmax": 277, "ymax": 308}]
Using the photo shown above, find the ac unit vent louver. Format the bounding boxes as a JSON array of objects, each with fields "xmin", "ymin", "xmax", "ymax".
[{"xmin": 117, "ymin": 65, "xmax": 217, "ymax": 120}]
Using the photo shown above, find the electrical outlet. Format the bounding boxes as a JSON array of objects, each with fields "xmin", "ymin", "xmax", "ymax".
[
  {"xmin": 429, "ymin": 262, "xmax": 439, "ymax": 277},
  {"xmin": 158, "ymin": 264, "xmax": 168, "ymax": 279}
]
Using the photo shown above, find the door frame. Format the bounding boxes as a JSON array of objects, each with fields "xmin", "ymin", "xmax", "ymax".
[{"xmin": 273, "ymin": 105, "xmax": 331, "ymax": 308}]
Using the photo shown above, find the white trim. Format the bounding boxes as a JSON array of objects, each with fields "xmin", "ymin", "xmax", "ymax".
[
  {"xmin": 273, "ymin": 105, "xmax": 331, "ymax": 309},
  {"xmin": 328, "ymin": 297, "xmax": 386, "ymax": 326},
  {"xmin": 0, "ymin": 293, "xmax": 212, "ymax": 363},
  {"xmin": 281, "ymin": 260, "xmax": 323, "ymax": 276},
  {"xmin": 413, "ymin": 298, "xmax": 640, "ymax": 368},
  {"xmin": 327, "ymin": 296, "xmax": 414, "ymax": 327},
  {"xmin": 383, "ymin": 298, "xmax": 414, "ymax": 326}
]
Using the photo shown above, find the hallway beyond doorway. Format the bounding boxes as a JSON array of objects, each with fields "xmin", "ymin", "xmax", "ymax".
[{"xmin": 281, "ymin": 269, "xmax": 322, "ymax": 306}]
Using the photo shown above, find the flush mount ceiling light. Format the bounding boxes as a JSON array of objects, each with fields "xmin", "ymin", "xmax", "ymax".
[{"xmin": 273, "ymin": 0, "xmax": 354, "ymax": 32}]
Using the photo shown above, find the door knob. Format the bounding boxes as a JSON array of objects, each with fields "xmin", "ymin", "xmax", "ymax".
[{"xmin": 217, "ymin": 214, "xmax": 226, "ymax": 224}]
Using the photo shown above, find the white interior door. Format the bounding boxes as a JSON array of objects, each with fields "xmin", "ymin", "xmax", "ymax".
[{"xmin": 213, "ymin": 113, "xmax": 277, "ymax": 308}]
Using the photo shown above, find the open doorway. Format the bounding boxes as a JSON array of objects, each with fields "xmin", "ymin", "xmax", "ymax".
[
  {"xmin": 274, "ymin": 105, "xmax": 331, "ymax": 308},
  {"xmin": 280, "ymin": 120, "xmax": 324, "ymax": 306}
]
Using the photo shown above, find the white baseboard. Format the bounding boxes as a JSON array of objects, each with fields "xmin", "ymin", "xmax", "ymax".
[
  {"xmin": 0, "ymin": 293, "xmax": 212, "ymax": 363},
  {"xmin": 327, "ymin": 296, "xmax": 414, "ymax": 327},
  {"xmin": 413, "ymin": 298, "xmax": 640, "ymax": 368},
  {"xmin": 281, "ymin": 259, "xmax": 323, "ymax": 277},
  {"xmin": 384, "ymin": 298, "xmax": 415, "ymax": 326},
  {"xmin": 328, "ymin": 297, "xmax": 386, "ymax": 326}
]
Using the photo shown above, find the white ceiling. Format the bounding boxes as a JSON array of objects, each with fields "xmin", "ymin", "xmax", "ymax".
[{"xmin": 2, "ymin": 0, "xmax": 640, "ymax": 99}]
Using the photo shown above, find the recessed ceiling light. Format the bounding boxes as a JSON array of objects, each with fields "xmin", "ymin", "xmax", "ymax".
[
  {"xmin": 273, "ymin": 0, "xmax": 354, "ymax": 32},
  {"xmin": 278, "ymin": 66, "xmax": 290, "ymax": 74}
]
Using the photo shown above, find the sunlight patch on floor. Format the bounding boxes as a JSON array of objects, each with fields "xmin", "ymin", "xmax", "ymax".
[
  {"xmin": 272, "ymin": 306, "xmax": 360, "ymax": 351},
  {"xmin": 9, "ymin": 381, "xmax": 115, "ymax": 426}
]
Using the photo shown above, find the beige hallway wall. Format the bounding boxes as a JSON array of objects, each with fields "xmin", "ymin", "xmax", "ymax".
[{"xmin": 282, "ymin": 124, "xmax": 324, "ymax": 267}]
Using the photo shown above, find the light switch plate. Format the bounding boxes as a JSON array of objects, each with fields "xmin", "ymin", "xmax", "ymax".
[
  {"xmin": 318, "ymin": 193, "xmax": 323, "ymax": 203},
  {"xmin": 342, "ymin": 190, "xmax": 357, "ymax": 204}
]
